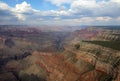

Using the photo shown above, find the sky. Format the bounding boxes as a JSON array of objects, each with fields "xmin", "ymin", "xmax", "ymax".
[{"xmin": 0, "ymin": 0, "xmax": 120, "ymax": 26}]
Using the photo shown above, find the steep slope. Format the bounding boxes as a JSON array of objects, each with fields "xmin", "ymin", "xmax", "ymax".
[{"xmin": 0, "ymin": 26, "xmax": 119, "ymax": 81}]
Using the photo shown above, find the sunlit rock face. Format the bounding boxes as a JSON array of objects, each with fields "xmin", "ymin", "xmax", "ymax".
[{"xmin": 0, "ymin": 26, "xmax": 120, "ymax": 81}]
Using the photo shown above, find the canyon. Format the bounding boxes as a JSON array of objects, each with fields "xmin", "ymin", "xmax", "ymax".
[{"xmin": 0, "ymin": 25, "xmax": 119, "ymax": 81}]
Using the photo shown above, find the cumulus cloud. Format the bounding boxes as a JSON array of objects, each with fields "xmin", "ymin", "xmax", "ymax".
[
  {"xmin": 0, "ymin": 0, "xmax": 120, "ymax": 25},
  {"xmin": 15, "ymin": 1, "xmax": 32, "ymax": 13},
  {"xmin": 96, "ymin": 17, "xmax": 112, "ymax": 21},
  {"xmin": 0, "ymin": 1, "xmax": 10, "ymax": 9},
  {"xmin": 0, "ymin": 2, "xmax": 18, "ymax": 24},
  {"xmin": 111, "ymin": 0, "xmax": 120, "ymax": 4},
  {"xmin": 70, "ymin": 0, "xmax": 120, "ymax": 17}
]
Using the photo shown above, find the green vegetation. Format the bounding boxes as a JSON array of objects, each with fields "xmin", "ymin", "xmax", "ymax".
[
  {"xmin": 99, "ymin": 74, "xmax": 113, "ymax": 81},
  {"xmin": 91, "ymin": 49, "xmax": 101, "ymax": 56},
  {"xmin": 74, "ymin": 44, "xmax": 80, "ymax": 50},
  {"xmin": 64, "ymin": 51, "xmax": 74, "ymax": 59},
  {"xmin": 83, "ymin": 41, "xmax": 120, "ymax": 51},
  {"xmin": 20, "ymin": 73, "xmax": 46, "ymax": 81},
  {"xmin": 71, "ymin": 57, "xmax": 78, "ymax": 64}
]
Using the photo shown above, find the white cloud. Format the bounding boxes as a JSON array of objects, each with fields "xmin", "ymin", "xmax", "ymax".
[
  {"xmin": 117, "ymin": 17, "xmax": 120, "ymax": 21},
  {"xmin": 71, "ymin": 0, "xmax": 98, "ymax": 9},
  {"xmin": 0, "ymin": 2, "xmax": 10, "ymax": 10},
  {"xmin": 0, "ymin": 0, "xmax": 120, "ymax": 25},
  {"xmin": 0, "ymin": 1, "xmax": 32, "ymax": 21},
  {"xmin": 111, "ymin": 0, "xmax": 120, "ymax": 4},
  {"xmin": 16, "ymin": 14, "xmax": 25, "ymax": 20},
  {"xmin": 15, "ymin": 1, "xmax": 32, "ymax": 13},
  {"xmin": 70, "ymin": 0, "xmax": 120, "ymax": 17},
  {"xmin": 96, "ymin": 17, "xmax": 112, "ymax": 21}
]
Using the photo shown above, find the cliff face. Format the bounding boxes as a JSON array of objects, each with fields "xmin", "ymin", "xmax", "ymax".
[
  {"xmin": 0, "ymin": 26, "xmax": 119, "ymax": 81},
  {"xmin": 4, "ymin": 44, "xmax": 119, "ymax": 81},
  {"xmin": 72, "ymin": 27, "xmax": 120, "ymax": 41}
]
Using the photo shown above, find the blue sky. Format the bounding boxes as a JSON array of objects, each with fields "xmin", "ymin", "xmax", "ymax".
[
  {"xmin": 2, "ymin": 0, "xmax": 59, "ymax": 10},
  {"xmin": 0, "ymin": 0, "xmax": 120, "ymax": 25}
]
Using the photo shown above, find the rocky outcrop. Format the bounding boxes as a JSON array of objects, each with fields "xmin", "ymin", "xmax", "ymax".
[
  {"xmin": 0, "ymin": 52, "xmax": 31, "ymax": 68},
  {"xmin": 4, "ymin": 38, "xmax": 15, "ymax": 48},
  {"xmin": 0, "ymin": 72, "xmax": 19, "ymax": 81}
]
